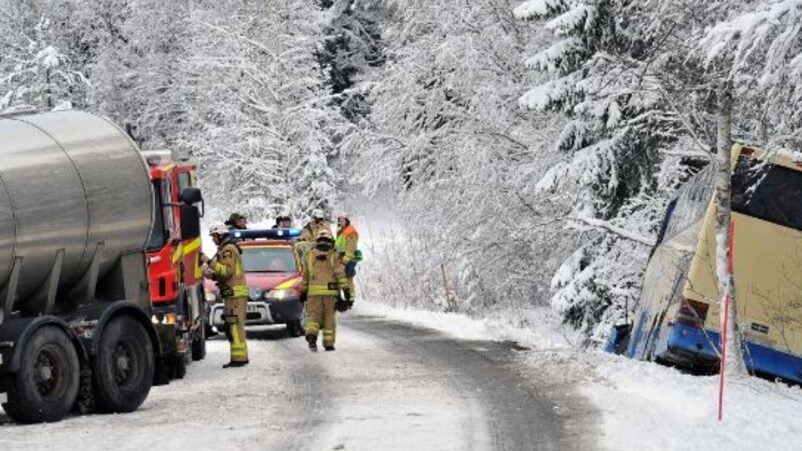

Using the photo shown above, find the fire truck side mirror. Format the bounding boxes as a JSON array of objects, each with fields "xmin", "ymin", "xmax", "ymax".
[
  {"xmin": 180, "ymin": 205, "xmax": 201, "ymax": 240},
  {"xmin": 179, "ymin": 187, "xmax": 203, "ymax": 205}
]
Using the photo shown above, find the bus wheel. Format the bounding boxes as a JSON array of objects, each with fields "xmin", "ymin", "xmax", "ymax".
[
  {"xmin": 3, "ymin": 325, "xmax": 80, "ymax": 423},
  {"xmin": 93, "ymin": 316, "xmax": 154, "ymax": 413}
]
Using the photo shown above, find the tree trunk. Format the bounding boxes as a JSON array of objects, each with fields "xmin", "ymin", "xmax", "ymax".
[{"xmin": 714, "ymin": 79, "xmax": 746, "ymax": 378}]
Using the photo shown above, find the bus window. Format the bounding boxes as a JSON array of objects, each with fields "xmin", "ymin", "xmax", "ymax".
[
  {"xmin": 661, "ymin": 166, "xmax": 714, "ymax": 242},
  {"xmin": 653, "ymin": 199, "xmax": 677, "ymax": 251},
  {"xmin": 732, "ymin": 157, "xmax": 802, "ymax": 231}
]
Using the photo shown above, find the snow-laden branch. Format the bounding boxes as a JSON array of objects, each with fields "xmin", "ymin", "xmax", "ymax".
[
  {"xmin": 660, "ymin": 149, "xmax": 712, "ymax": 160},
  {"xmin": 569, "ymin": 215, "xmax": 654, "ymax": 246},
  {"xmin": 513, "ymin": 0, "xmax": 568, "ymax": 20},
  {"xmin": 194, "ymin": 20, "xmax": 279, "ymax": 61},
  {"xmin": 699, "ymin": 0, "xmax": 802, "ymax": 72}
]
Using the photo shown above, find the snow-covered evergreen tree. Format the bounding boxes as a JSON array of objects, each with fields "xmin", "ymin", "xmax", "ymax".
[
  {"xmin": 512, "ymin": 0, "xmax": 691, "ymax": 338},
  {"xmin": 317, "ymin": 0, "xmax": 385, "ymax": 122}
]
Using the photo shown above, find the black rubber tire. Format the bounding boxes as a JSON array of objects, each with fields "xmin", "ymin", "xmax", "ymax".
[
  {"xmin": 2, "ymin": 325, "xmax": 80, "ymax": 423},
  {"xmin": 174, "ymin": 353, "xmax": 187, "ymax": 379},
  {"xmin": 286, "ymin": 319, "xmax": 305, "ymax": 337},
  {"xmin": 191, "ymin": 317, "xmax": 207, "ymax": 361},
  {"xmin": 93, "ymin": 316, "xmax": 154, "ymax": 414}
]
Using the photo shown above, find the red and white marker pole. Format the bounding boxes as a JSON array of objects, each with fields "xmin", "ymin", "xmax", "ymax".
[{"xmin": 718, "ymin": 220, "xmax": 736, "ymax": 421}]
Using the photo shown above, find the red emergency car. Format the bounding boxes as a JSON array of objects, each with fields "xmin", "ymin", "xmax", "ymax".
[{"xmin": 205, "ymin": 231, "xmax": 305, "ymax": 337}]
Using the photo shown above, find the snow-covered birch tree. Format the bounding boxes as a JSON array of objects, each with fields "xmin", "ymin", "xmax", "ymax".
[{"xmin": 189, "ymin": 0, "xmax": 343, "ymax": 222}]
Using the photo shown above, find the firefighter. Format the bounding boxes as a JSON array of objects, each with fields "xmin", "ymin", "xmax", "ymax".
[
  {"xmin": 299, "ymin": 209, "xmax": 332, "ymax": 242},
  {"xmin": 202, "ymin": 222, "xmax": 249, "ymax": 367},
  {"xmin": 300, "ymin": 228, "xmax": 351, "ymax": 351},
  {"xmin": 226, "ymin": 212, "xmax": 249, "ymax": 243},
  {"xmin": 273, "ymin": 212, "xmax": 292, "ymax": 229},
  {"xmin": 297, "ymin": 209, "xmax": 331, "ymax": 264},
  {"xmin": 335, "ymin": 213, "xmax": 360, "ymax": 296}
]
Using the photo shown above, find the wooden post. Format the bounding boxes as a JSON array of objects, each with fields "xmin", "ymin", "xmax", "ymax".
[{"xmin": 441, "ymin": 264, "xmax": 456, "ymax": 312}]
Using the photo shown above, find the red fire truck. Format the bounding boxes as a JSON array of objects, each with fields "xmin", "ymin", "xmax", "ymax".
[{"xmin": 143, "ymin": 150, "xmax": 207, "ymax": 379}]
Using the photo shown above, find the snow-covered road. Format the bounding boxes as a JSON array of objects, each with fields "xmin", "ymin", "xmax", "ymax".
[{"xmin": 0, "ymin": 313, "xmax": 597, "ymax": 451}]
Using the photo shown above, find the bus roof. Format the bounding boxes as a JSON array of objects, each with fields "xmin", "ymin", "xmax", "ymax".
[{"xmin": 734, "ymin": 144, "xmax": 802, "ymax": 172}]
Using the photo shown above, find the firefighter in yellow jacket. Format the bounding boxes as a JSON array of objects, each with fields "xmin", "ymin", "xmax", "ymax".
[
  {"xmin": 203, "ymin": 223, "xmax": 250, "ymax": 367},
  {"xmin": 299, "ymin": 209, "xmax": 333, "ymax": 242},
  {"xmin": 301, "ymin": 228, "xmax": 351, "ymax": 351}
]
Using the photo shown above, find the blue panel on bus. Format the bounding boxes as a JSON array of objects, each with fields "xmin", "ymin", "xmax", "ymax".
[
  {"xmin": 230, "ymin": 228, "xmax": 301, "ymax": 240},
  {"xmin": 658, "ymin": 322, "xmax": 802, "ymax": 385}
]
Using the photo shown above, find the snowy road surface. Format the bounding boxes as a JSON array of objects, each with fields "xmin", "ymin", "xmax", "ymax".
[{"xmin": 0, "ymin": 313, "xmax": 596, "ymax": 451}]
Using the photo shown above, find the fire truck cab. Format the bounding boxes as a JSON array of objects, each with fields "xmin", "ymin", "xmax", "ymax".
[{"xmin": 144, "ymin": 150, "xmax": 206, "ymax": 379}]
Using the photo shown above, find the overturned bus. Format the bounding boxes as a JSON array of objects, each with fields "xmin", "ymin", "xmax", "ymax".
[{"xmin": 607, "ymin": 145, "xmax": 802, "ymax": 384}]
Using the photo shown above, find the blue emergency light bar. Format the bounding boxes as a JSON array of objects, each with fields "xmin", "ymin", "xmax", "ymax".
[{"xmin": 230, "ymin": 228, "xmax": 302, "ymax": 240}]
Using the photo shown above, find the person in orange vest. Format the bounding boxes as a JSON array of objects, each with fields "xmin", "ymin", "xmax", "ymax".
[{"xmin": 335, "ymin": 213, "xmax": 360, "ymax": 296}]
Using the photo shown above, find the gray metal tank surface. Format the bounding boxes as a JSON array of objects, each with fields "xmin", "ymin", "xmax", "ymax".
[{"xmin": 0, "ymin": 111, "xmax": 153, "ymax": 313}]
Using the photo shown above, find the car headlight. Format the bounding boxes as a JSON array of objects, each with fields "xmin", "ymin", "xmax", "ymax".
[
  {"xmin": 248, "ymin": 287, "xmax": 265, "ymax": 300},
  {"xmin": 265, "ymin": 289, "xmax": 297, "ymax": 301}
]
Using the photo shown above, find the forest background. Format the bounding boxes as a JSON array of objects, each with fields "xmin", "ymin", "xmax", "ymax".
[{"xmin": 1, "ymin": 0, "xmax": 800, "ymax": 343}]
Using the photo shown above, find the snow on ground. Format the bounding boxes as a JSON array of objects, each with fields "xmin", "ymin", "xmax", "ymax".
[{"xmin": 357, "ymin": 300, "xmax": 802, "ymax": 451}]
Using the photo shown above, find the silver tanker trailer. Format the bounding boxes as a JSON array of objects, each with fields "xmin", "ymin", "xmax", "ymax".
[{"xmin": 0, "ymin": 111, "xmax": 201, "ymax": 423}]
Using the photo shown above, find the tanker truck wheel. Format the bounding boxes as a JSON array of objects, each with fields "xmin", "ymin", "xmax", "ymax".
[
  {"xmin": 93, "ymin": 316, "xmax": 154, "ymax": 413},
  {"xmin": 2, "ymin": 325, "xmax": 80, "ymax": 423}
]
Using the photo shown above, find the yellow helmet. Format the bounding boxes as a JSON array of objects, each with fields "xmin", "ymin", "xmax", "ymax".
[{"xmin": 315, "ymin": 228, "xmax": 333, "ymax": 242}]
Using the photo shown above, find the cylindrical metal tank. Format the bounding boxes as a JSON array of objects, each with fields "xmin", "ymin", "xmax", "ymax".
[{"xmin": 0, "ymin": 111, "xmax": 153, "ymax": 312}]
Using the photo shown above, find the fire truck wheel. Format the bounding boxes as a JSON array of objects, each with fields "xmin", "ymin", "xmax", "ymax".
[
  {"xmin": 191, "ymin": 317, "xmax": 207, "ymax": 361},
  {"xmin": 2, "ymin": 325, "xmax": 80, "ymax": 423},
  {"xmin": 93, "ymin": 316, "xmax": 154, "ymax": 413},
  {"xmin": 174, "ymin": 353, "xmax": 187, "ymax": 379}
]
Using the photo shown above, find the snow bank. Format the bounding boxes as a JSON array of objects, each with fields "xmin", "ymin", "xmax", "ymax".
[
  {"xmin": 588, "ymin": 354, "xmax": 802, "ymax": 450},
  {"xmin": 359, "ymin": 301, "xmax": 802, "ymax": 450},
  {"xmin": 357, "ymin": 300, "xmax": 572, "ymax": 350}
]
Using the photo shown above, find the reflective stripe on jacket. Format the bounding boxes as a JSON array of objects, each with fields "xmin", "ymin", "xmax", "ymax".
[
  {"xmin": 211, "ymin": 239, "xmax": 248, "ymax": 298},
  {"xmin": 301, "ymin": 248, "xmax": 347, "ymax": 296}
]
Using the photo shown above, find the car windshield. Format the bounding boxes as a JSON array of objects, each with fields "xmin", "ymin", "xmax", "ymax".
[{"xmin": 242, "ymin": 247, "xmax": 297, "ymax": 273}]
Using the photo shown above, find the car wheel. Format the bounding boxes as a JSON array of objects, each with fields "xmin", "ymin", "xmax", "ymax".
[{"xmin": 286, "ymin": 319, "xmax": 305, "ymax": 337}]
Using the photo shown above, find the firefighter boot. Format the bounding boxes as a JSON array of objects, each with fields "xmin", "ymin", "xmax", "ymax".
[
  {"xmin": 223, "ymin": 360, "xmax": 249, "ymax": 368},
  {"xmin": 306, "ymin": 334, "xmax": 318, "ymax": 351}
]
